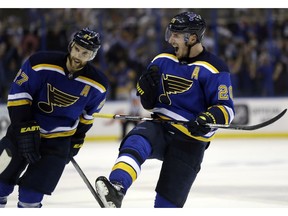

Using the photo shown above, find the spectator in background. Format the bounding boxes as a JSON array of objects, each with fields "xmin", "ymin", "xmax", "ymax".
[
  {"xmin": 257, "ymin": 51, "xmax": 274, "ymax": 96},
  {"xmin": 46, "ymin": 22, "xmax": 68, "ymax": 52},
  {"xmin": 273, "ymin": 58, "xmax": 288, "ymax": 96},
  {"xmin": 104, "ymin": 17, "xmax": 145, "ymax": 100},
  {"xmin": 1, "ymin": 8, "xmax": 288, "ymax": 99},
  {"xmin": 0, "ymin": 41, "xmax": 7, "ymax": 103},
  {"xmin": 20, "ymin": 28, "xmax": 40, "ymax": 63}
]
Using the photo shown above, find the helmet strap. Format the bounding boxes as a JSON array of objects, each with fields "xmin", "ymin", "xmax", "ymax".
[{"xmin": 184, "ymin": 33, "xmax": 198, "ymax": 58}]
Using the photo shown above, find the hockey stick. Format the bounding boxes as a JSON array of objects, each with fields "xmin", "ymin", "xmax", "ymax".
[
  {"xmin": 70, "ymin": 157, "xmax": 104, "ymax": 208},
  {"xmin": 93, "ymin": 108, "xmax": 287, "ymax": 131},
  {"xmin": 0, "ymin": 149, "xmax": 12, "ymax": 174},
  {"xmin": 0, "ymin": 137, "xmax": 13, "ymax": 174}
]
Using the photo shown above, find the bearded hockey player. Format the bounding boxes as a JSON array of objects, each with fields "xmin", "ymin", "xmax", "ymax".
[{"xmin": 0, "ymin": 28, "xmax": 108, "ymax": 208}]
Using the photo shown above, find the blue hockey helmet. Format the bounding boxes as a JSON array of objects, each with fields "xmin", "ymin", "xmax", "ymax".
[
  {"xmin": 73, "ymin": 27, "xmax": 101, "ymax": 52},
  {"xmin": 165, "ymin": 12, "xmax": 206, "ymax": 43},
  {"xmin": 69, "ymin": 28, "xmax": 101, "ymax": 60}
]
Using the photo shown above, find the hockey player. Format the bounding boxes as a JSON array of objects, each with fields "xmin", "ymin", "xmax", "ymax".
[
  {"xmin": 95, "ymin": 12, "xmax": 235, "ymax": 208},
  {"xmin": 0, "ymin": 28, "xmax": 108, "ymax": 208}
]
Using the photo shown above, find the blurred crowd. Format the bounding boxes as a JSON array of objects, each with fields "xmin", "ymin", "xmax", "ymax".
[{"xmin": 0, "ymin": 8, "xmax": 287, "ymax": 103}]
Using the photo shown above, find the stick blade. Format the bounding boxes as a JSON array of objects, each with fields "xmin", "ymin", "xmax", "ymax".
[{"xmin": 209, "ymin": 108, "xmax": 287, "ymax": 130}]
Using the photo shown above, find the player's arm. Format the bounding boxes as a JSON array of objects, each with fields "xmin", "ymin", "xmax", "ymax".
[
  {"xmin": 68, "ymin": 78, "xmax": 108, "ymax": 161},
  {"xmin": 6, "ymin": 59, "xmax": 41, "ymax": 163},
  {"xmin": 187, "ymin": 72, "xmax": 234, "ymax": 136},
  {"xmin": 69, "ymin": 93, "xmax": 106, "ymax": 160}
]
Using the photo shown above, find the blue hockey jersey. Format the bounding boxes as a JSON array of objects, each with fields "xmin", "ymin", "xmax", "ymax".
[
  {"xmin": 7, "ymin": 51, "xmax": 108, "ymax": 138},
  {"xmin": 149, "ymin": 48, "xmax": 235, "ymax": 141}
]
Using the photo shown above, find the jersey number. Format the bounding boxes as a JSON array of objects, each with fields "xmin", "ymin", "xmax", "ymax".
[
  {"xmin": 14, "ymin": 69, "xmax": 29, "ymax": 86},
  {"xmin": 218, "ymin": 85, "xmax": 233, "ymax": 100}
]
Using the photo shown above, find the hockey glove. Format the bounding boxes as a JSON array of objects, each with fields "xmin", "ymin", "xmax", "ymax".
[
  {"xmin": 69, "ymin": 134, "xmax": 85, "ymax": 158},
  {"xmin": 186, "ymin": 112, "xmax": 215, "ymax": 136},
  {"xmin": 136, "ymin": 65, "xmax": 161, "ymax": 109},
  {"xmin": 14, "ymin": 121, "xmax": 41, "ymax": 164}
]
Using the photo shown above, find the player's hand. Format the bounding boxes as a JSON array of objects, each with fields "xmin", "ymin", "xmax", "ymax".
[
  {"xmin": 69, "ymin": 134, "xmax": 85, "ymax": 159},
  {"xmin": 136, "ymin": 65, "xmax": 161, "ymax": 96},
  {"xmin": 186, "ymin": 112, "xmax": 214, "ymax": 136},
  {"xmin": 14, "ymin": 121, "xmax": 41, "ymax": 164},
  {"xmin": 136, "ymin": 65, "xmax": 161, "ymax": 109}
]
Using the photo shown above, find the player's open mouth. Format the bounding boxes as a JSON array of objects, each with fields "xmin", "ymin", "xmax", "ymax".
[
  {"xmin": 174, "ymin": 46, "xmax": 179, "ymax": 54},
  {"xmin": 73, "ymin": 59, "xmax": 80, "ymax": 64}
]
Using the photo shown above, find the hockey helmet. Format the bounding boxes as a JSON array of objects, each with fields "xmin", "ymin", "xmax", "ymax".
[
  {"xmin": 70, "ymin": 28, "xmax": 101, "ymax": 60},
  {"xmin": 165, "ymin": 12, "xmax": 206, "ymax": 43},
  {"xmin": 73, "ymin": 28, "xmax": 101, "ymax": 51}
]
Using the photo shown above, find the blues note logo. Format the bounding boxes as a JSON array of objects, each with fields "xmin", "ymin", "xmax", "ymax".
[{"xmin": 38, "ymin": 83, "xmax": 79, "ymax": 113}]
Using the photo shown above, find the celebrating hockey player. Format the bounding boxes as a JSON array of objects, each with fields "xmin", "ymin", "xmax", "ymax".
[
  {"xmin": 0, "ymin": 28, "xmax": 108, "ymax": 208},
  {"xmin": 95, "ymin": 11, "xmax": 235, "ymax": 208}
]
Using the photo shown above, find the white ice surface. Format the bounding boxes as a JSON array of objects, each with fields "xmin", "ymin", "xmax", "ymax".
[{"xmin": 3, "ymin": 138, "xmax": 288, "ymax": 215}]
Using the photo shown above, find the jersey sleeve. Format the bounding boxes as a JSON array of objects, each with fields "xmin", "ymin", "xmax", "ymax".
[
  {"xmin": 202, "ymin": 71, "xmax": 235, "ymax": 125},
  {"xmin": 7, "ymin": 58, "xmax": 41, "ymax": 124}
]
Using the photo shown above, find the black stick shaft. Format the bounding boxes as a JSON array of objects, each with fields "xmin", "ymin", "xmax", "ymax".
[
  {"xmin": 93, "ymin": 109, "xmax": 287, "ymax": 131},
  {"xmin": 70, "ymin": 157, "xmax": 104, "ymax": 208}
]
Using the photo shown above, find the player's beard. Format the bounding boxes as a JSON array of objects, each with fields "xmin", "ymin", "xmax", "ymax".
[
  {"xmin": 67, "ymin": 55, "xmax": 86, "ymax": 72},
  {"xmin": 175, "ymin": 45, "xmax": 191, "ymax": 59}
]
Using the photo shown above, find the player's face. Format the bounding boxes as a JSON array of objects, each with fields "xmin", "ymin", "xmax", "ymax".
[
  {"xmin": 167, "ymin": 32, "xmax": 189, "ymax": 59},
  {"xmin": 68, "ymin": 43, "xmax": 94, "ymax": 72}
]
